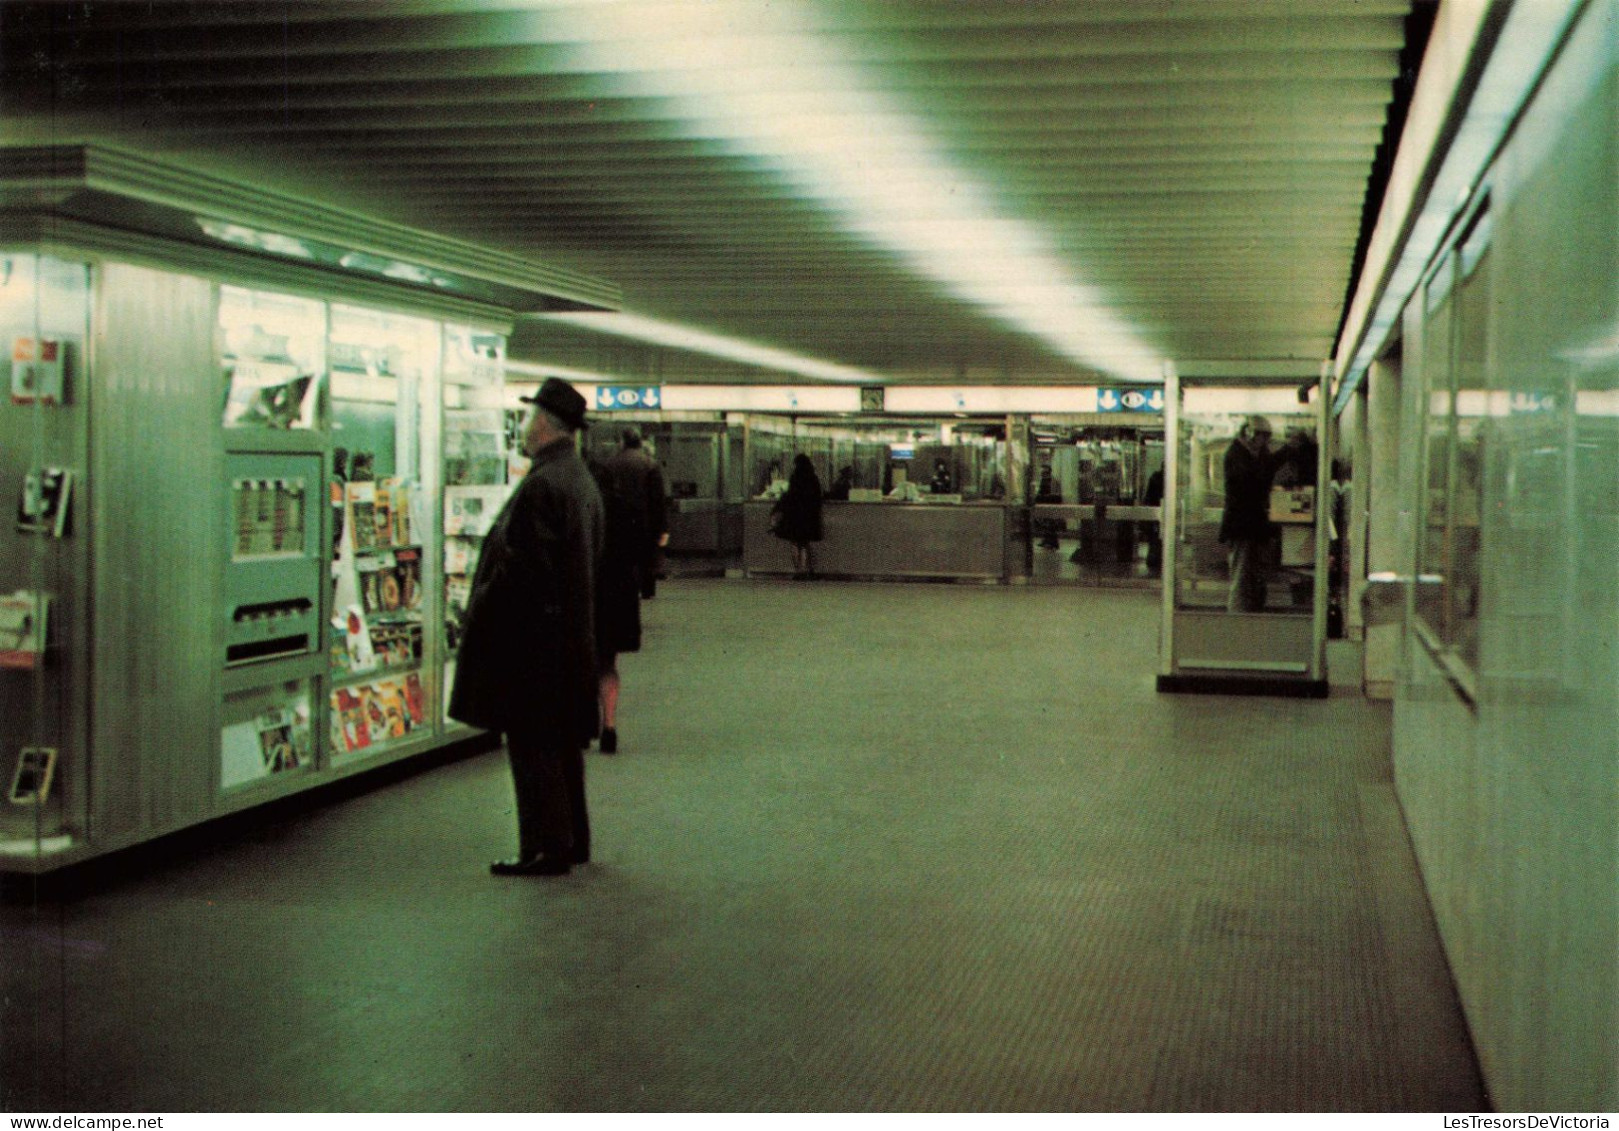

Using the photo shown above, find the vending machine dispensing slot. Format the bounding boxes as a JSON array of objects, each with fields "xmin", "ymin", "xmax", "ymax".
[{"xmin": 224, "ymin": 452, "xmax": 324, "ymax": 667}]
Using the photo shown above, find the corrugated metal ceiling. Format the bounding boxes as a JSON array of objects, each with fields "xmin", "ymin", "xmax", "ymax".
[{"xmin": 0, "ymin": 0, "xmax": 1414, "ymax": 385}]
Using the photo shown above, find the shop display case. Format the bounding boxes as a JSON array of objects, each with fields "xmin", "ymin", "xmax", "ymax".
[
  {"xmin": 0, "ymin": 252, "xmax": 91, "ymax": 856},
  {"xmin": 325, "ymin": 304, "xmax": 437, "ymax": 764},
  {"xmin": 0, "ymin": 145, "xmax": 618, "ymax": 871}
]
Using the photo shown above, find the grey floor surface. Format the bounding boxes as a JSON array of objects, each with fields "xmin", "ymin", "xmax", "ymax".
[{"xmin": 1, "ymin": 580, "xmax": 1486, "ymax": 1112}]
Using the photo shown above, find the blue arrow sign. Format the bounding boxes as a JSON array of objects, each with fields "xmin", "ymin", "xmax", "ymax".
[
  {"xmin": 1509, "ymin": 391, "xmax": 1557, "ymax": 414},
  {"xmin": 1097, "ymin": 388, "xmax": 1163, "ymax": 413},
  {"xmin": 594, "ymin": 385, "xmax": 661, "ymax": 411}
]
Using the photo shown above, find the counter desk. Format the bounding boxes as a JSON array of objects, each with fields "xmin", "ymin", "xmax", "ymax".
[{"xmin": 743, "ymin": 499, "xmax": 1009, "ymax": 581}]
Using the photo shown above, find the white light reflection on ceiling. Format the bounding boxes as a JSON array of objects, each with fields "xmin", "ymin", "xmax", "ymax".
[
  {"xmin": 539, "ymin": 311, "xmax": 887, "ymax": 384},
  {"xmin": 533, "ymin": 0, "xmax": 1165, "ymax": 383}
]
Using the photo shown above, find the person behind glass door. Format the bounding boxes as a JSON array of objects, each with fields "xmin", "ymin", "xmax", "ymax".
[
  {"xmin": 449, "ymin": 377, "xmax": 603, "ymax": 876},
  {"xmin": 1219, "ymin": 414, "xmax": 1281, "ymax": 612},
  {"xmin": 770, "ymin": 453, "xmax": 824, "ymax": 578}
]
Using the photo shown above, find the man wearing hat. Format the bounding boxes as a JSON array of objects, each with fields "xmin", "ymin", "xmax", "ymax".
[{"xmin": 449, "ymin": 377, "xmax": 604, "ymax": 876}]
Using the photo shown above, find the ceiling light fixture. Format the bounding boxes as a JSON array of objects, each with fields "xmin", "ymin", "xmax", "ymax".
[
  {"xmin": 540, "ymin": 311, "xmax": 886, "ymax": 384},
  {"xmin": 504, "ymin": 359, "xmax": 622, "ymax": 384},
  {"xmin": 532, "ymin": 0, "xmax": 1164, "ymax": 384}
]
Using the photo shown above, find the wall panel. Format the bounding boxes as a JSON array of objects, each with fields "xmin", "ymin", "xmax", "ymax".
[
  {"xmin": 1394, "ymin": 1, "xmax": 1618, "ymax": 1110},
  {"xmin": 89, "ymin": 264, "xmax": 221, "ymax": 843}
]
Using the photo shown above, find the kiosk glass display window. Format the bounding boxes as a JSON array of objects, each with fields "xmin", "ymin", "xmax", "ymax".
[
  {"xmin": 439, "ymin": 326, "xmax": 507, "ymax": 716},
  {"xmin": 222, "ymin": 679, "xmax": 315, "ymax": 790},
  {"xmin": 326, "ymin": 305, "xmax": 437, "ymax": 762},
  {"xmin": 219, "ymin": 287, "xmax": 325, "ymax": 431},
  {"xmin": 0, "ymin": 253, "xmax": 91, "ymax": 848}
]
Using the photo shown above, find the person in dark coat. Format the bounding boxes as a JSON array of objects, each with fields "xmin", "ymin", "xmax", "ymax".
[
  {"xmin": 1219, "ymin": 414, "xmax": 1281, "ymax": 612},
  {"xmin": 1142, "ymin": 466, "xmax": 1165, "ymax": 572},
  {"xmin": 589, "ymin": 445, "xmax": 646, "ymax": 755},
  {"xmin": 449, "ymin": 378, "xmax": 603, "ymax": 877},
  {"xmin": 601, "ymin": 428, "xmax": 669, "ymax": 598},
  {"xmin": 770, "ymin": 454, "xmax": 824, "ymax": 578},
  {"xmin": 825, "ymin": 465, "xmax": 854, "ymax": 501}
]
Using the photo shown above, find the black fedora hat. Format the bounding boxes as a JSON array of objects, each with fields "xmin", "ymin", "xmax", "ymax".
[{"xmin": 520, "ymin": 377, "xmax": 589, "ymax": 432}]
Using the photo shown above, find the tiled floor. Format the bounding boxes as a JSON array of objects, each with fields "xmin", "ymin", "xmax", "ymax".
[{"xmin": 1, "ymin": 580, "xmax": 1486, "ymax": 1111}]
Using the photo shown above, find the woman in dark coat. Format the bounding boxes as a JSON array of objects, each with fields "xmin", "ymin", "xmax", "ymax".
[
  {"xmin": 770, "ymin": 453, "xmax": 824, "ymax": 578},
  {"xmin": 590, "ymin": 456, "xmax": 643, "ymax": 753}
]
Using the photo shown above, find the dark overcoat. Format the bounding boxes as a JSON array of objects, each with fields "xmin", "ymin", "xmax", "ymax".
[
  {"xmin": 1218, "ymin": 439, "xmax": 1279, "ymax": 544},
  {"xmin": 589, "ymin": 456, "xmax": 643, "ymax": 658},
  {"xmin": 448, "ymin": 438, "xmax": 604, "ymax": 744},
  {"xmin": 601, "ymin": 445, "xmax": 669, "ymax": 555},
  {"xmin": 771, "ymin": 466, "xmax": 824, "ymax": 544}
]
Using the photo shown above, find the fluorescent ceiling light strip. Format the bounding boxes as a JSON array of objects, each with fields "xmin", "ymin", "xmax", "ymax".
[
  {"xmin": 505, "ymin": 359, "xmax": 621, "ymax": 384},
  {"xmin": 531, "ymin": 0, "xmax": 1163, "ymax": 383},
  {"xmin": 542, "ymin": 311, "xmax": 885, "ymax": 384}
]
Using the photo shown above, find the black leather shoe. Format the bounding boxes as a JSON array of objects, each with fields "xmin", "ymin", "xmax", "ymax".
[
  {"xmin": 599, "ymin": 727, "xmax": 618, "ymax": 754},
  {"xmin": 490, "ymin": 854, "xmax": 571, "ymax": 877}
]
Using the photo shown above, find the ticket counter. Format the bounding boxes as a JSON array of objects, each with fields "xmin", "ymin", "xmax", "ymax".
[{"xmin": 743, "ymin": 500, "xmax": 1008, "ymax": 581}]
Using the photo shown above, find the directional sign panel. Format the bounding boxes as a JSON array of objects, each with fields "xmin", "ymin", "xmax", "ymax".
[
  {"xmin": 594, "ymin": 386, "xmax": 662, "ymax": 411},
  {"xmin": 1509, "ymin": 391, "xmax": 1558, "ymax": 414},
  {"xmin": 1097, "ymin": 387, "xmax": 1165, "ymax": 413}
]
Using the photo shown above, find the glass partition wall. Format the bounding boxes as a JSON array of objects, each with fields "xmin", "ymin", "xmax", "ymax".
[
  {"xmin": 742, "ymin": 415, "xmax": 1011, "ymax": 502},
  {"xmin": 1158, "ymin": 377, "xmax": 1330, "ymax": 696},
  {"xmin": 1027, "ymin": 418, "xmax": 1165, "ymax": 587},
  {"xmin": 571, "ymin": 409, "xmax": 1166, "ymax": 587}
]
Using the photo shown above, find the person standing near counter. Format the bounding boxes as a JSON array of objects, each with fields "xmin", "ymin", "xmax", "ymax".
[
  {"xmin": 826, "ymin": 465, "xmax": 854, "ymax": 501},
  {"xmin": 770, "ymin": 454, "xmax": 824, "ymax": 579}
]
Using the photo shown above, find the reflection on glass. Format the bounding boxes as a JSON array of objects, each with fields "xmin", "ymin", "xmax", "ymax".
[
  {"xmin": 1177, "ymin": 406, "xmax": 1317, "ymax": 615},
  {"xmin": 1415, "ymin": 242, "xmax": 1490, "ymax": 670},
  {"xmin": 1450, "ymin": 250, "xmax": 1490, "ymax": 668},
  {"xmin": 1027, "ymin": 421, "xmax": 1165, "ymax": 584},
  {"xmin": 219, "ymin": 287, "xmax": 325, "ymax": 430},
  {"xmin": 1417, "ymin": 289, "xmax": 1454, "ymax": 635}
]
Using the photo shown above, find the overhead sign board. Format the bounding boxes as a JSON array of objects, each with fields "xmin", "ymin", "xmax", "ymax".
[
  {"xmin": 1509, "ymin": 391, "xmax": 1558, "ymax": 414},
  {"xmin": 1097, "ymin": 387, "xmax": 1165, "ymax": 414},
  {"xmin": 594, "ymin": 386, "xmax": 661, "ymax": 411}
]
